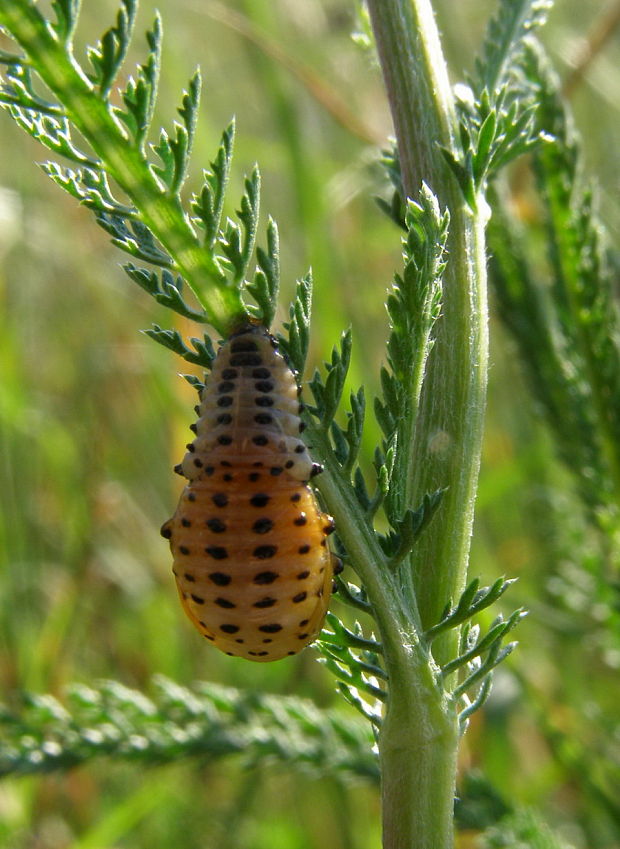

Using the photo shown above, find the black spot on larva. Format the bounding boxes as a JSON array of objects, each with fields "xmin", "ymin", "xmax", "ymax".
[
  {"xmin": 223, "ymin": 473, "xmax": 233, "ymax": 482},
  {"xmin": 183, "ymin": 572, "xmax": 196, "ymax": 582},
  {"xmin": 218, "ymin": 435, "xmax": 233, "ymax": 446},
  {"xmin": 235, "ymin": 638, "xmax": 245, "ymax": 643},
  {"xmin": 262, "ymin": 638, "xmax": 273, "ymax": 644},
  {"xmin": 189, "ymin": 423, "xmax": 197, "ymax": 434},
  {"xmin": 218, "ymin": 380, "xmax": 235, "ymax": 393},
  {"xmin": 179, "ymin": 545, "xmax": 190, "ymax": 555},
  {"xmin": 193, "ymin": 458, "xmax": 203, "ymax": 468},
  {"xmin": 253, "ymin": 571, "xmax": 279, "ymax": 584},
  {"xmin": 270, "ymin": 466, "xmax": 283, "ymax": 476},
  {"xmin": 160, "ymin": 524, "xmax": 172, "ymax": 539},
  {"xmin": 212, "ymin": 493, "xmax": 228, "ymax": 508},
  {"xmin": 285, "ymin": 460, "xmax": 294, "ymax": 469},
  {"xmin": 208, "ymin": 572, "xmax": 231, "ymax": 586},
  {"xmin": 206, "ymin": 518, "xmax": 226, "ymax": 533},
  {"xmin": 217, "ymin": 413, "xmax": 233, "ymax": 425},
  {"xmin": 298, "ymin": 545, "xmax": 311, "ymax": 554},
  {"xmin": 259, "ymin": 623, "xmax": 282, "ymax": 633},
  {"xmin": 206, "ymin": 546, "xmax": 228, "ymax": 560},
  {"xmin": 205, "ymin": 634, "xmax": 215, "ymax": 641},
  {"xmin": 297, "ymin": 570, "xmax": 310, "ymax": 580},
  {"xmin": 215, "ymin": 597, "xmax": 236, "ymax": 609},
  {"xmin": 299, "ymin": 618, "xmax": 309, "ymax": 626},
  {"xmin": 253, "ymin": 544, "xmax": 277, "ymax": 559},
  {"xmin": 194, "ymin": 405, "xmax": 201, "ymax": 415},
  {"xmin": 258, "ymin": 651, "xmax": 269, "ymax": 656},
  {"xmin": 230, "ymin": 337, "xmax": 259, "ymax": 353},
  {"xmin": 290, "ymin": 493, "xmax": 301, "ymax": 503},
  {"xmin": 217, "ymin": 395, "xmax": 233, "ymax": 408},
  {"xmin": 221, "ymin": 460, "xmax": 232, "ymax": 467},
  {"xmin": 221, "ymin": 368, "xmax": 238, "ymax": 380},
  {"xmin": 288, "ymin": 651, "xmax": 296, "ymax": 656},
  {"xmin": 205, "ymin": 466, "xmax": 215, "ymax": 476},
  {"xmin": 298, "ymin": 633, "xmax": 309, "ymax": 640},
  {"xmin": 333, "ymin": 558, "xmax": 344, "ymax": 575},
  {"xmin": 225, "ymin": 651, "xmax": 235, "ymax": 656},
  {"xmin": 292, "ymin": 592, "xmax": 307, "ymax": 603},
  {"xmin": 220, "ymin": 624, "xmax": 240, "ymax": 634},
  {"xmin": 252, "ymin": 518, "xmax": 274, "ymax": 534},
  {"xmin": 323, "ymin": 521, "xmax": 335, "ymax": 535},
  {"xmin": 255, "ymin": 380, "xmax": 274, "ymax": 393},
  {"xmin": 250, "ymin": 493, "xmax": 270, "ymax": 508},
  {"xmin": 253, "ymin": 461, "xmax": 264, "ymax": 467},
  {"xmin": 181, "ymin": 518, "xmax": 191, "ymax": 527},
  {"xmin": 174, "ymin": 464, "xmax": 184, "ymax": 476},
  {"xmin": 252, "ymin": 367, "xmax": 271, "ymax": 379},
  {"xmin": 186, "ymin": 443, "xmax": 195, "ymax": 452},
  {"xmin": 190, "ymin": 593, "xmax": 205, "ymax": 605},
  {"xmin": 254, "ymin": 413, "xmax": 273, "ymax": 425},
  {"xmin": 252, "ymin": 435, "xmax": 269, "ymax": 447},
  {"xmin": 188, "ymin": 493, "xmax": 196, "ymax": 502},
  {"xmin": 230, "ymin": 352, "xmax": 262, "ymax": 367},
  {"xmin": 294, "ymin": 444, "xmax": 305, "ymax": 454},
  {"xmin": 255, "ymin": 396, "xmax": 274, "ymax": 408},
  {"xmin": 294, "ymin": 514, "xmax": 308, "ymax": 526},
  {"xmin": 310, "ymin": 463, "xmax": 323, "ymax": 477},
  {"xmin": 248, "ymin": 472, "xmax": 261, "ymax": 482},
  {"xmin": 254, "ymin": 597, "xmax": 277, "ymax": 609}
]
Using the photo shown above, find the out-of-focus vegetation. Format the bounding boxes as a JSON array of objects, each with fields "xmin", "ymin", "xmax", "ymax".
[{"xmin": 0, "ymin": 1, "xmax": 619, "ymax": 847}]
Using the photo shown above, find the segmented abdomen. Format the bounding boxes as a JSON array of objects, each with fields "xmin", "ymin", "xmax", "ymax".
[{"xmin": 161, "ymin": 324, "xmax": 336, "ymax": 662}]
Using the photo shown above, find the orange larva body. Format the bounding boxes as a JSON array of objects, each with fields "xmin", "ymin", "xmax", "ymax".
[{"xmin": 161, "ymin": 325, "xmax": 336, "ymax": 662}]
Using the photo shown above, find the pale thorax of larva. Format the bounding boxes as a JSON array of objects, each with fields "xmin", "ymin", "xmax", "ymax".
[{"xmin": 180, "ymin": 328, "xmax": 314, "ymax": 483}]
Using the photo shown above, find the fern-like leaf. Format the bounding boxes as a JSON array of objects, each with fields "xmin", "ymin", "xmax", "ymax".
[
  {"xmin": 0, "ymin": 677, "xmax": 378, "ymax": 782},
  {"xmin": 0, "ymin": 0, "xmax": 251, "ymax": 335},
  {"xmin": 474, "ymin": 0, "xmax": 553, "ymax": 96}
]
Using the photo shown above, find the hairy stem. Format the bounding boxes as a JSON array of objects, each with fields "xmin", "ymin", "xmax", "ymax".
[{"xmin": 367, "ymin": 1, "xmax": 489, "ymax": 847}]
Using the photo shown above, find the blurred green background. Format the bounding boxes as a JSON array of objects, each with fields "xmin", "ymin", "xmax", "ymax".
[{"xmin": 1, "ymin": 1, "xmax": 619, "ymax": 847}]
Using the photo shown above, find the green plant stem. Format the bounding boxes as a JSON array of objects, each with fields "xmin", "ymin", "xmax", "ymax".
[
  {"xmin": 308, "ymin": 421, "xmax": 457, "ymax": 849},
  {"xmin": 0, "ymin": 1, "xmax": 244, "ymax": 336},
  {"xmin": 366, "ymin": 1, "xmax": 489, "ymax": 847},
  {"xmin": 367, "ymin": 0, "xmax": 488, "ymax": 637}
]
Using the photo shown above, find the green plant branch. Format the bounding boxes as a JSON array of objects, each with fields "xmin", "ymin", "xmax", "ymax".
[
  {"xmin": 368, "ymin": 0, "xmax": 489, "ymax": 645},
  {"xmin": 530, "ymin": 46, "xmax": 620, "ymax": 502},
  {"xmin": 367, "ymin": 0, "xmax": 458, "ymax": 196},
  {"xmin": 0, "ymin": 677, "xmax": 378, "ymax": 782},
  {"xmin": 0, "ymin": 1, "xmax": 244, "ymax": 336},
  {"xmin": 307, "ymin": 366, "xmax": 459, "ymax": 849},
  {"xmin": 366, "ymin": 2, "xmax": 491, "ymax": 847}
]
